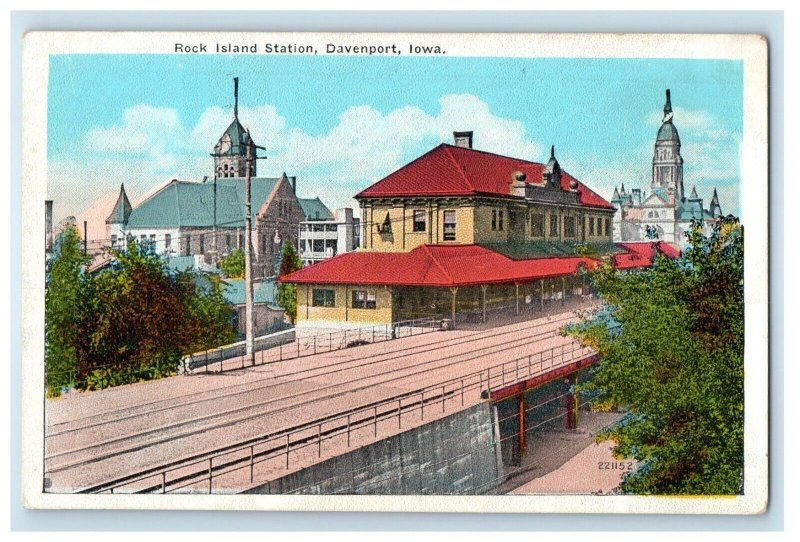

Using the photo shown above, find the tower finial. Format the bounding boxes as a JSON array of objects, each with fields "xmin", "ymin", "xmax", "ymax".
[
  {"xmin": 664, "ymin": 88, "xmax": 672, "ymax": 116},
  {"xmin": 234, "ymin": 77, "xmax": 239, "ymax": 120},
  {"xmin": 550, "ymin": 145, "xmax": 555, "ymax": 159}
]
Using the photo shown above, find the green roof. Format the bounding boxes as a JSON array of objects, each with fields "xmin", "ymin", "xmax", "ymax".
[
  {"xmin": 678, "ymin": 199, "xmax": 706, "ymax": 221},
  {"xmin": 479, "ymin": 240, "xmax": 625, "ymax": 260},
  {"xmin": 127, "ymin": 177, "xmax": 279, "ymax": 229},
  {"xmin": 221, "ymin": 278, "xmax": 277, "ymax": 306},
  {"xmin": 298, "ymin": 197, "xmax": 333, "ymax": 221}
]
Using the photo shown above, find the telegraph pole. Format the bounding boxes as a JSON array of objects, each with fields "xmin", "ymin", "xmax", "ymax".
[
  {"xmin": 244, "ymin": 142, "xmax": 255, "ymax": 365},
  {"xmin": 244, "ymin": 140, "xmax": 266, "ymax": 365}
]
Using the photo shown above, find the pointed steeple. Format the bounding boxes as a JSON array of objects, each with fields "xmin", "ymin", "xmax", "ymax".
[
  {"xmin": 620, "ymin": 182, "xmax": 626, "ymax": 194},
  {"xmin": 689, "ymin": 185, "xmax": 700, "ymax": 199},
  {"xmin": 542, "ymin": 145, "xmax": 561, "ymax": 188},
  {"xmin": 710, "ymin": 187, "xmax": 722, "ymax": 217},
  {"xmin": 611, "ymin": 186, "xmax": 622, "ymax": 204},
  {"xmin": 213, "ymin": 77, "xmax": 257, "ymax": 178},
  {"xmin": 106, "ymin": 183, "xmax": 132, "ymax": 225}
]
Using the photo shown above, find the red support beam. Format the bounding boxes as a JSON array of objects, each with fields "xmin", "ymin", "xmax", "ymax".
[{"xmin": 489, "ymin": 354, "xmax": 599, "ymax": 402}]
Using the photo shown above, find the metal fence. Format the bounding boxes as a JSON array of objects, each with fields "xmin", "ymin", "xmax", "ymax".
[
  {"xmin": 181, "ymin": 316, "xmax": 442, "ymax": 374},
  {"xmin": 81, "ymin": 338, "xmax": 596, "ymax": 495}
]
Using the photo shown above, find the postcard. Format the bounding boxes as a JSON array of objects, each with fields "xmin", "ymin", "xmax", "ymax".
[{"xmin": 21, "ymin": 31, "xmax": 768, "ymax": 514}]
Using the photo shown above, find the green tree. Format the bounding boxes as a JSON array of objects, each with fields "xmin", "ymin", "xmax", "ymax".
[
  {"xmin": 570, "ymin": 217, "xmax": 743, "ymax": 495},
  {"xmin": 45, "ymin": 226, "xmax": 90, "ymax": 396},
  {"xmin": 218, "ymin": 248, "xmax": 245, "ymax": 278},
  {"xmin": 66, "ymin": 239, "xmax": 236, "ymax": 391},
  {"xmin": 178, "ymin": 272, "xmax": 236, "ymax": 354},
  {"xmin": 276, "ymin": 242, "xmax": 302, "ymax": 324}
]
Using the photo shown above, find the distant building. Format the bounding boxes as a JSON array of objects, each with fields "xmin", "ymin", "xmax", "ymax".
[
  {"xmin": 219, "ymin": 278, "xmax": 286, "ymax": 337},
  {"xmin": 298, "ymin": 199, "xmax": 360, "ymax": 267},
  {"xmin": 109, "ymin": 174, "xmax": 304, "ymax": 278},
  {"xmin": 283, "ymin": 131, "xmax": 637, "ymax": 331},
  {"xmin": 611, "ymin": 90, "xmax": 726, "ymax": 244},
  {"xmin": 105, "ymin": 79, "xmax": 306, "ymax": 278}
]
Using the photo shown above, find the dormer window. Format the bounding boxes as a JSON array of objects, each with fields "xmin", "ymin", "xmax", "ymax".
[{"xmin": 376, "ymin": 212, "xmax": 392, "ymax": 234}]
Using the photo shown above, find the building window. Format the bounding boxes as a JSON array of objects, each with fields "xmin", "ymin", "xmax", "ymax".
[
  {"xmin": 199, "ymin": 234, "xmax": 205, "ymax": 253},
  {"xmin": 413, "ymin": 210, "xmax": 426, "ymax": 232},
  {"xmin": 530, "ymin": 213, "xmax": 544, "ymax": 237},
  {"xmin": 491, "ymin": 210, "xmax": 497, "ymax": 230},
  {"xmin": 564, "ymin": 216, "xmax": 576, "ymax": 238},
  {"xmin": 352, "ymin": 290, "xmax": 377, "ymax": 309},
  {"xmin": 498, "ymin": 210, "xmax": 504, "ymax": 231},
  {"xmin": 549, "ymin": 214, "xmax": 559, "ymax": 237},
  {"xmin": 165, "ymin": 234, "xmax": 171, "ymax": 250},
  {"xmin": 150, "ymin": 234, "xmax": 156, "ymax": 243},
  {"xmin": 605, "ymin": 218, "xmax": 610, "ymax": 236},
  {"xmin": 325, "ymin": 239, "xmax": 337, "ymax": 255},
  {"xmin": 313, "ymin": 239, "xmax": 325, "ymax": 253},
  {"xmin": 111, "ymin": 234, "xmax": 117, "ymax": 247},
  {"xmin": 589, "ymin": 217, "xmax": 595, "ymax": 236},
  {"xmin": 226, "ymin": 234, "xmax": 231, "ymax": 248},
  {"xmin": 312, "ymin": 289, "xmax": 336, "ymax": 307},
  {"xmin": 183, "ymin": 235, "xmax": 191, "ymax": 256},
  {"xmin": 261, "ymin": 234, "xmax": 267, "ymax": 254},
  {"xmin": 443, "ymin": 210, "xmax": 457, "ymax": 241}
]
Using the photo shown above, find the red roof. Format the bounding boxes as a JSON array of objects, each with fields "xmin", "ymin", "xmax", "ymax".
[
  {"xmin": 613, "ymin": 242, "xmax": 682, "ymax": 269},
  {"xmin": 355, "ymin": 144, "xmax": 614, "ymax": 210},
  {"xmin": 282, "ymin": 244, "xmax": 599, "ymax": 287}
]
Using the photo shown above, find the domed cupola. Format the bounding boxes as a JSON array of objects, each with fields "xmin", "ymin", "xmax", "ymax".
[
  {"xmin": 651, "ymin": 89, "xmax": 685, "ymax": 201},
  {"xmin": 656, "ymin": 89, "xmax": 681, "ymax": 144}
]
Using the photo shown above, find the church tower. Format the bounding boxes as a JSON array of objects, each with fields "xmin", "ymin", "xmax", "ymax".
[
  {"xmin": 651, "ymin": 89, "xmax": 685, "ymax": 203},
  {"xmin": 213, "ymin": 77, "xmax": 256, "ymax": 178}
]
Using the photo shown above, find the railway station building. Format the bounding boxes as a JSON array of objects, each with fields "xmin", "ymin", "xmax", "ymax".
[{"xmin": 282, "ymin": 132, "xmax": 678, "ymax": 330}]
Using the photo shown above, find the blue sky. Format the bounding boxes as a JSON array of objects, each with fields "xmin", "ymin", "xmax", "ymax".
[{"xmin": 47, "ymin": 54, "xmax": 742, "ymax": 237}]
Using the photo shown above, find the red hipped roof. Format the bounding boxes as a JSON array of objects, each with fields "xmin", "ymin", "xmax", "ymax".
[
  {"xmin": 355, "ymin": 144, "xmax": 614, "ymax": 210},
  {"xmin": 282, "ymin": 244, "xmax": 599, "ymax": 287},
  {"xmin": 613, "ymin": 242, "xmax": 682, "ymax": 270}
]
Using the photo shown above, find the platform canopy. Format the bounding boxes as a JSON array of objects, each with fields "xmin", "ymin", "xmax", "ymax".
[{"xmin": 282, "ymin": 242, "xmax": 681, "ymax": 287}]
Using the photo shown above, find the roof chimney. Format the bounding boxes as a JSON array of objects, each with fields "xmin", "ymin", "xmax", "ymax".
[{"xmin": 453, "ymin": 131, "xmax": 473, "ymax": 149}]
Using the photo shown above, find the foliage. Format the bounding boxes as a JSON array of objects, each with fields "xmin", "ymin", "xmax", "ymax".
[
  {"xmin": 45, "ymin": 238, "xmax": 236, "ymax": 395},
  {"xmin": 575, "ymin": 244, "xmax": 598, "ymax": 256},
  {"xmin": 276, "ymin": 242, "xmax": 302, "ymax": 324},
  {"xmin": 218, "ymin": 248, "xmax": 245, "ymax": 279},
  {"xmin": 45, "ymin": 226, "xmax": 90, "ymax": 397},
  {"xmin": 568, "ymin": 217, "xmax": 744, "ymax": 495}
]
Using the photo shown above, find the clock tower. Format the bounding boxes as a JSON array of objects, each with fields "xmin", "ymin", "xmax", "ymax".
[
  {"xmin": 651, "ymin": 89, "xmax": 684, "ymax": 202},
  {"xmin": 213, "ymin": 77, "xmax": 256, "ymax": 178}
]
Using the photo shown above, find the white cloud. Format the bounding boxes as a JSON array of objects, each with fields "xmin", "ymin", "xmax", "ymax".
[
  {"xmin": 57, "ymin": 94, "xmax": 544, "ymax": 229},
  {"xmin": 85, "ymin": 105, "xmax": 185, "ymax": 155}
]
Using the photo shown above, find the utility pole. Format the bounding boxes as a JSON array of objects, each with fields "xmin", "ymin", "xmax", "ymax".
[{"xmin": 244, "ymin": 140, "xmax": 266, "ymax": 365}]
